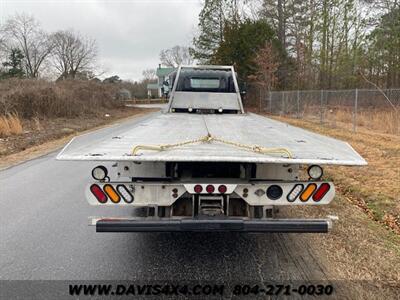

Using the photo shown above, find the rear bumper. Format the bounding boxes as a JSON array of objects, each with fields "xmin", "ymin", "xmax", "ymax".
[{"xmin": 95, "ymin": 218, "xmax": 331, "ymax": 233}]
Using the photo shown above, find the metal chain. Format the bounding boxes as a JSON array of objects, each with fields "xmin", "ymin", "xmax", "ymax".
[
  {"xmin": 131, "ymin": 134, "xmax": 293, "ymax": 158},
  {"xmin": 211, "ymin": 136, "xmax": 293, "ymax": 158}
]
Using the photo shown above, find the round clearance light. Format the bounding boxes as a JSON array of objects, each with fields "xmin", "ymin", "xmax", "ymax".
[
  {"xmin": 194, "ymin": 184, "xmax": 203, "ymax": 193},
  {"xmin": 218, "ymin": 185, "xmax": 227, "ymax": 194},
  {"xmin": 206, "ymin": 185, "xmax": 215, "ymax": 193},
  {"xmin": 266, "ymin": 185, "xmax": 283, "ymax": 200},
  {"xmin": 92, "ymin": 165, "xmax": 108, "ymax": 181},
  {"xmin": 308, "ymin": 165, "xmax": 323, "ymax": 180}
]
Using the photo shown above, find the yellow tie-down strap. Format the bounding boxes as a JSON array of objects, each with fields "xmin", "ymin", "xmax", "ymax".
[{"xmin": 131, "ymin": 134, "xmax": 293, "ymax": 158}]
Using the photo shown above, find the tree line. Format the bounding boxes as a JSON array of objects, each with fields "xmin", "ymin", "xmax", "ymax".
[
  {"xmin": 0, "ymin": 14, "xmax": 154, "ymax": 98},
  {"xmin": 190, "ymin": 0, "xmax": 400, "ymax": 90},
  {"xmin": 0, "ymin": 14, "xmax": 97, "ymax": 80}
]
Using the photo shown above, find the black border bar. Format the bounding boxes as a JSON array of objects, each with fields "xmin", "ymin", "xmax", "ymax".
[{"xmin": 96, "ymin": 218, "xmax": 329, "ymax": 233}]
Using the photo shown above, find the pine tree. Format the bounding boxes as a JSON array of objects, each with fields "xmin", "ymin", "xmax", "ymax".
[
  {"xmin": 213, "ymin": 20, "xmax": 281, "ymax": 79},
  {"xmin": 191, "ymin": 0, "xmax": 230, "ymax": 63},
  {"xmin": 367, "ymin": 7, "xmax": 400, "ymax": 87},
  {"xmin": 2, "ymin": 48, "xmax": 25, "ymax": 78}
]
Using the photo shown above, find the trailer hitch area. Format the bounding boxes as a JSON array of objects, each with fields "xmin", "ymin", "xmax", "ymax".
[{"xmin": 199, "ymin": 195, "xmax": 224, "ymax": 216}]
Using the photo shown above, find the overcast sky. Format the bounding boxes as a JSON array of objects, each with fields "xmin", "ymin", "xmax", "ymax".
[{"xmin": 0, "ymin": 0, "xmax": 202, "ymax": 81}]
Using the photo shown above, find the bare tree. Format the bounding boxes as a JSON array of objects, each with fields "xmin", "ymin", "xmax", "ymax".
[
  {"xmin": 0, "ymin": 33, "xmax": 6, "ymax": 69},
  {"xmin": 251, "ymin": 42, "xmax": 279, "ymax": 111},
  {"xmin": 159, "ymin": 45, "xmax": 193, "ymax": 67},
  {"xmin": 0, "ymin": 31, "xmax": 7, "ymax": 55},
  {"xmin": 253, "ymin": 42, "xmax": 279, "ymax": 90},
  {"xmin": 142, "ymin": 69, "xmax": 156, "ymax": 81},
  {"xmin": 51, "ymin": 30, "xmax": 97, "ymax": 79},
  {"xmin": 1, "ymin": 14, "xmax": 53, "ymax": 78}
]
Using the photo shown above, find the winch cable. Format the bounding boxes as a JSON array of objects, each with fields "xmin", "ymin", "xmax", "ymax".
[{"xmin": 131, "ymin": 115, "xmax": 293, "ymax": 158}]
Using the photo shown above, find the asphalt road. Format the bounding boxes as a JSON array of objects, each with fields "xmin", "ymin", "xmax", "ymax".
[{"xmin": 0, "ymin": 110, "xmax": 329, "ymax": 283}]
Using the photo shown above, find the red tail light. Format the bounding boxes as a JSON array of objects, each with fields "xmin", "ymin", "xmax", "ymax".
[
  {"xmin": 312, "ymin": 183, "xmax": 330, "ymax": 202},
  {"xmin": 194, "ymin": 185, "xmax": 203, "ymax": 193},
  {"xmin": 90, "ymin": 184, "xmax": 107, "ymax": 203},
  {"xmin": 206, "ymin": 185, "xmax": 215, "ymax": 193},
  {"xmin": 218, "ymin": 185, "xmax": 227, "ymax": 194}
]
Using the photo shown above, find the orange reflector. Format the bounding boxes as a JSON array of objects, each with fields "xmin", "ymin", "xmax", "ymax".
[
  {"xmin": 103, "ymin": 184, "xmax": 120, "ymax": 203},
  {"xmin": 300, "ymin": 183, "xmax": 317, "ymax": 202}
]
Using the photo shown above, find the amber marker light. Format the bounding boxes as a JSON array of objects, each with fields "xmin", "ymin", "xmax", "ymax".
[
  {"xmin": 103, "ymin": 184, "xmax": 120, "ymax": 203},
  {"xmin": 300, "ymin": 183, "xmax": 317, "ymax": 202}
]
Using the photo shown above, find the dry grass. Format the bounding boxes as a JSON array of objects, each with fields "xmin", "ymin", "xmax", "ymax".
[
  {"xmin": 0, "ymin": 79, "xmax": 123, "ymax": 119},
  {"xmin": 294, "ymin": 105, "xmax": 399, "ymax": 134},
  {"xmin": 33, "ymin": 116, "xmax": 42, "ymax": 131},
  {"xmin": 0, "ymin": 113, "xmax": 23, "ymax": 137},
  {"xmin": 0, "ymin": 78, "xmax": 124, "ymax": 137},
  {"xmin": 286, "ymin": 195, "xmax": 400, "ymax": 298},
  {"xmin": 7, "ymin": 113, "xmax": 23, "ymax": 134},
  {"xmin": 0, "ymin": 116, "xmax": 11, "ymax": 136}
]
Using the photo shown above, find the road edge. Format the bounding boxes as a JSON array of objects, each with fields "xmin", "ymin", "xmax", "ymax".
[{"xmin": 0, "ymin": 110, "xmax": 157, "ymax": 171}]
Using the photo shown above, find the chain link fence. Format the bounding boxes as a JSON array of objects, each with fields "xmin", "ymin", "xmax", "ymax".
[{"xmin": 247, "ymin": 87, "xmax": 400, "ymax": 135}]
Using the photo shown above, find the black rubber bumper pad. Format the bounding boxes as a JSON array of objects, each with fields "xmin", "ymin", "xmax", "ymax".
[{"xmin": 96, "ymin": 218, "xmax": 329, "ymax": 233}]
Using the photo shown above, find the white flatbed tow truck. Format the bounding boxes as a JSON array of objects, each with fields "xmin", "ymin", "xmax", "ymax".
[{"xmin": 57, "ymin": 65, "xmax": 367, "ymax": 233}]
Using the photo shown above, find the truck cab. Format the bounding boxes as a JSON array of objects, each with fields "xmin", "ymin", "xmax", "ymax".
[{"xmin": 168, "ymin": 66, "xmax": 243, "ymax": 113}]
